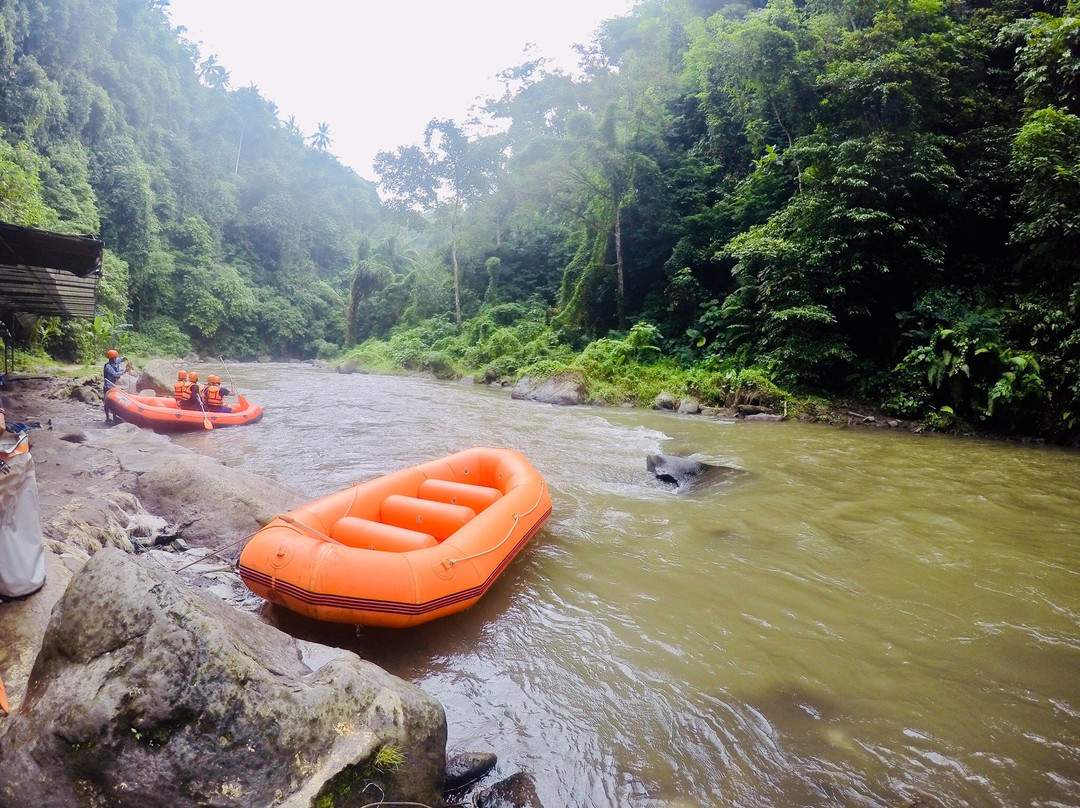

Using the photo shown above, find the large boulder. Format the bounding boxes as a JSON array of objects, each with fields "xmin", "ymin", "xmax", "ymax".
[
  {"xmin": 0, "ymin": 552, "xmax": 75, "ymax": 715},
  {"xmin": 511, "ymin": 372, "xmax": 587, "ymax": 406},
  {"xmin": 134, "ymin": 358, "xmax": 181, "ymax": 396},
  {"xmin": 136, "ymin": 455, "xmax": 306, "ymax": 556},
  {"xmin": 652, "ymin": 391, "xmax": 678, "ymax": 411},
  {"xmin": 0, "ymin": 548, "xmax": 447, "ymax": 808},
  {"xmin": 677, "ymin": 397, "xmax": 702, "ymax": 414}
]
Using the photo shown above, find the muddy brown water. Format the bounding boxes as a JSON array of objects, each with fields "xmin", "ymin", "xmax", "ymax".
[{"xmin": 175, "ymin": 363, "xmax": 1080, "ymax": 808}]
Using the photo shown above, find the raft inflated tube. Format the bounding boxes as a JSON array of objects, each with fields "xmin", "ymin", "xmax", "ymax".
[{"xmin": 238, "ymin": 446, "xmax": 551, "ymax": 628}]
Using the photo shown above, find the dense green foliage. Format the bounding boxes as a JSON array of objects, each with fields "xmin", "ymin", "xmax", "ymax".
[
  {"xmin": 0, "ymin": 0, "xmax": 380, "ymax": 360},
  {"xmin": 2, "ymin": 0, "xmax": 1078, "ymax": 439},
  {"xmin": 361, "ymin": 0, "xmax": 1080, "ymax": 439}
]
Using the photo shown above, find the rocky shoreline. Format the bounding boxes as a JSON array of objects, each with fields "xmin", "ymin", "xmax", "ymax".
[{"xmin": 0, "ymin": 374, "xmax": 529, "ymax": 808}]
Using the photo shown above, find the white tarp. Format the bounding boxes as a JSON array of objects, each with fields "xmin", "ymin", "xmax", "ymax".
[{"xmin": 0, "ymin": 440, "xmax": 45, "ymax": 598}]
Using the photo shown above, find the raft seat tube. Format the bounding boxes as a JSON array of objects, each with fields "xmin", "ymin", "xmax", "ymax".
[
  {"xmin": 418, "ymin": 478, "xmax": 502, "ymax": 513},
  {"xmin": 380, "ymin": 495, "xmax": 476, "ymax": 541},
  {"xmin": 331, "ymin": 516, "xmax": 437, "ymax": 552}
]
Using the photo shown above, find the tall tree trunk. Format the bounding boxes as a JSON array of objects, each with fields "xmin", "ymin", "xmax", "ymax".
[
  {"xmin": 451, "ymin": 206, "xmax": 462, "ymax": 324},
  {"xmin": 614, "ymin": 200, "xmax": 625, "ymax": 328}
]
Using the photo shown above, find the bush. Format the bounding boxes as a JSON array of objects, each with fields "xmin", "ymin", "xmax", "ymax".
[
  {"xmin": 313, "ymin": 339, "xmax": 341, "ymax": 360},
  {"xmin": 125, "ymin": 316, "xmax": 193, "ymax": 358}
]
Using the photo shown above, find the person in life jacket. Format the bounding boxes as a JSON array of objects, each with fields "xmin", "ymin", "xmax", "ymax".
[
  {"xmin": 201, "ymin": 374, "xmax": 234, "ymax": 412},
  {"xmin": 173, "ymin": 370, "xmax": 191, "ymax": 405},
  {"xmin": 179, "ymin": 371, "xmax": 202, "ymax": 410},
  {"xmin": 103, "ymin": 349, "xmax": 131, "ymax": 423}
]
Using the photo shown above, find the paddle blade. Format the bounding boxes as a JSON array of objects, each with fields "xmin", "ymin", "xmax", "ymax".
[
  {"xmin": 203, "ymin": 416, "xmax": 213, "ymax": 430},
  {"xmin": 0, "ymin": 676, "xmax": 9, "ymax": 714}
]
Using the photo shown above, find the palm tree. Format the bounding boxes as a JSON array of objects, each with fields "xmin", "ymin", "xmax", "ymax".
[
  {"xmin": 198, "ymin": 55, "xmax": 229, "ymax": 89},
  {"xmin": 283, "ymin": 116, "xmax": 303, "ymax": 139},
  {"xmin": 376, "ymin": 228, "xmax": 421, "ymax": 274},
  {"xmin": 308, "ymin": 122, "xmax": 332, "ymax": 151}
]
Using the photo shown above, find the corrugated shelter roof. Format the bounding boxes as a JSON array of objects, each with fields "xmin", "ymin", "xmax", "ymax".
[{"xmin": 0, "ymin": 222, "xmax": 104, "ymax": 319}]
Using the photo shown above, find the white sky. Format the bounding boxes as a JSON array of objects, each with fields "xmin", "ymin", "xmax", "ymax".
[{"xmin": 165, "ymin": 0, "xmax": 636, "ymax": 181}]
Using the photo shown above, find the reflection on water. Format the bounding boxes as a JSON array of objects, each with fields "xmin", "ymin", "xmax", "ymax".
[{"xmin": 177, "ymin": 363, "xmax": 1080, "ymax": 808}]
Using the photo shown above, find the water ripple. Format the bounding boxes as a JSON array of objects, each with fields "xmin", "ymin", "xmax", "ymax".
[{"xmin": 177, "ymin": 364, "xmax": 1080, "ymax": 808}]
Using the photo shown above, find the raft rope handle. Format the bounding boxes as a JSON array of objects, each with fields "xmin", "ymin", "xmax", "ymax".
[
  {"xmin": 165, "ymin": 513, "xmax": 344, "ymax": 576},
  {"xmin": 277, "ymin": 514, "xmax": 348, "ymax": 546},
  {"xmin": 171, "ymin": 536, "xmax": 247, "ymax": 572},
  {"xmin": 442, "ymin": 480, "xmax": 547, "ymax": 568}
]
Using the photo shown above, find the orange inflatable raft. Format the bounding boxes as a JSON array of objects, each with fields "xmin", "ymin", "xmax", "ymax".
[
  {"xmin": 105, "ymin": 389, "xmax": 263, "ymax": 433},
  {"xmin": 238, "ymin": 447, "xmax": 551, "ymax": 628}
]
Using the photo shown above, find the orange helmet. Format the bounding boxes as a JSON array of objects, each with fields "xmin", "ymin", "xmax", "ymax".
[
  {"xmin": 107, "ymin": 349, "xmax": 119, "ymax": 359},
  {"xmin": 188, "ymin": 372, "xmax": 199, "ymax": 382},
  {"xmin": 208, "ymin": 375, "xmax": 221, "ymax": 384},
  {"xmin": 177, "ymin": 370, "xmax": 188, "ymax": 380}
]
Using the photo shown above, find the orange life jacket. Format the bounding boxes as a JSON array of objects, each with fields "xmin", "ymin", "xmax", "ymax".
[
  {"xmin": 204, "ymin": 383, "xmax": 225, "ymax": 408},
  {"xmin": 173, "ymin": 380, "xmax": 191, "ymax": 401}
]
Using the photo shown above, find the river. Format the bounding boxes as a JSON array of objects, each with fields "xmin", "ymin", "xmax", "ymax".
[{"xmin": 175, "ymin": 363, "xmax": 1080, "ymax": 808}]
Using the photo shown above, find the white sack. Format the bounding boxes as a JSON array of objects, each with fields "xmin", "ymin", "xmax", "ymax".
[{"xmin": 0, "ymin": 447, "xmax": 45, "ymax": 598}]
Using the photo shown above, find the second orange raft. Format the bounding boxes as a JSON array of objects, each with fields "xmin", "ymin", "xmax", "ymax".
[
  {"xmin": 105, "ymin": 389, "xmax": 263, "ymax": 432},
  {"xmin": 238, "ymin": 446, "xmax": 551, "ymax": 628}
]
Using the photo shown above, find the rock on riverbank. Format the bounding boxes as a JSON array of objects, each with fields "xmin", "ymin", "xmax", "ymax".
[{"xmin": 0, "ymin": 548, "xmax": 447, "ymax": 808}]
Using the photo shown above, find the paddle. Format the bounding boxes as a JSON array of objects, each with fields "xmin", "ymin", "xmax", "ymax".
[
  {"xmin": 193, "ymin": 388, "xmax": 213, "ymax": 430},
  {"xmin": 0, "ymin": 675, "xmax": 8, "ymax": 714},
  {"xmin": 218, "ymin": 355, "xmax": 240, "ymax": 401}
]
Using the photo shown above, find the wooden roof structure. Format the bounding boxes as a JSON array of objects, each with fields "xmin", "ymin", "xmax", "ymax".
[{"xmin": 0, "ymin": 222, "xmax": 103, "ymax": 319}]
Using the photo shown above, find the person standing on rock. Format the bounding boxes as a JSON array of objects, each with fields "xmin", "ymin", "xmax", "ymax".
[{"xmin": 102, "ymin": 349, "xmax": 131, "ymax": 423}]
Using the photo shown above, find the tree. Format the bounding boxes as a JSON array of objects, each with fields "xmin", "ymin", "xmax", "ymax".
[
  {"xmin": 375, "ymin": 119, "xmax": 502, "ymax": 323},
  {"xmin": 308, "ymin": 122, "xmax": 332, "ymax": 151},
  {"xmin": 0, "ymin": 135, "xmax": 53, "ymax": 226},
  {"xmin": 198, "ymin": 55, "xmax": 229, "ymax": 89}
]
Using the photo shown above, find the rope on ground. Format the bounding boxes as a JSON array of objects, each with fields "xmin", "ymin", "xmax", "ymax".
[{"xmin": 167, "ymin": 534, "xmax": 249, "ymax": 573}]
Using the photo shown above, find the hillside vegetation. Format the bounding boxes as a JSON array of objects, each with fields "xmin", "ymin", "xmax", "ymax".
[{"xmin": 1, "ymin": 0, "xmax": 1078, "ymax": 440}]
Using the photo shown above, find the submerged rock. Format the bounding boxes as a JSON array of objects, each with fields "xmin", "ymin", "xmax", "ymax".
[
  {"xmin": 445, "ymin": 750, "xmax": 498, "ymax": 791},
  {"xmin": 476, "ymin": 772, "xmax": 545, "ymax": 808},
  {"xmin": 0, "ymin": 547, "xmax": 447, "ymax": 808},
  {"xmin": 743, "ymin": 412, "xmax": 785, "ymax": 422},
  {"xmin": 647, "ymin": 453, "xmax": 743, "ymax": 492}
]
